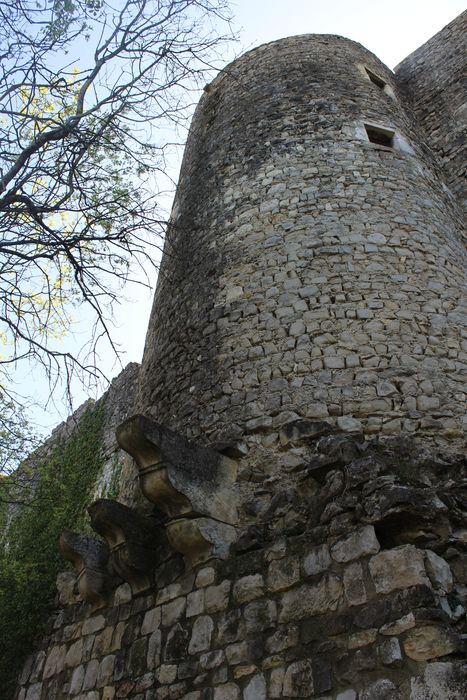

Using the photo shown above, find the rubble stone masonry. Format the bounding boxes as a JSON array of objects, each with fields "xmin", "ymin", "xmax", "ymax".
[{"xmin": 15, "ymin": 12, "xmax": 466, "ymax": 700}]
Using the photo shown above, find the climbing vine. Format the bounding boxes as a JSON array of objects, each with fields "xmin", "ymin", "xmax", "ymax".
[{"xmin": 0, "ymin": 402, "xmax": 106, "ymax": 698}]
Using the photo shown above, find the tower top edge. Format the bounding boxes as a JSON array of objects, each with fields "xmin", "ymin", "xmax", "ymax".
[{"xmin": 207, "ymin": 33, "xmax": 393, "ymax": 91}]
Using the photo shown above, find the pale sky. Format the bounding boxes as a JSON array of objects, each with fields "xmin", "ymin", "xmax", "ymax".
[{"xmin": 28, "ymin": 0, "xmax": 465, "ymax": 433}]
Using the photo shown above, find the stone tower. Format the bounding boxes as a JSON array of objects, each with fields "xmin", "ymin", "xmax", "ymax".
[
  {"xmin": 138, "ymin": 26, "xmax": 466, "ymax": 482},
  {"xmin": 15, "ymin": 12, "xmax": 467, "ymax": 700}
]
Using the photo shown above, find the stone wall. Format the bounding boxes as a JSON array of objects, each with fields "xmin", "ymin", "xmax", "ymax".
[
  {"xmin": 13, "ymin": 15, "xmax": 467, "ymax": 700},
  {"xmin": 15, "ymin": 434, "xmax": 467, "ymax": 700},
  {"xmin": 138, "ymin": 34, "xmax": 466, "ymax": 486},
  {"xmin": 395, "ymin": 11, "xmax": 467, "ymax": 215}
]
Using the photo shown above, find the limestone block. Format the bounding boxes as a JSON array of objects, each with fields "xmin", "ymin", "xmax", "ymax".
[
  {"xmin": 147, "ymin": 629, "xmax": 162, "ymax": 670},
  {"xmin": 269, "ymin": 667, "xmax": 285, "ymax": 698},
  {"xmin": 157, "ymin": 664, "xmax": 177, "ymax": 684},
  {"xmin": 43, "ymin": 644, "xmax": 66, "ymax": 680},
  {"xmin": 348, "ymin": 629, "xmax": 377, "ymax": 649},
  {"xmin": 25, "ymin": 685, "xmax": 42, "ymax": 700},
  {"xmin": 82, "ymin": 659, "xmax": 100, "ymax": 691},
  {"xmin": 343, "ymin": 561, "xmax": 367, "ymax": 606},
  {"xmin": 82, "ymin": 615, "xmax": 105, "ymax": 636},
  {"xmin": 380, "ymin": 613, "xmax": 416, "ymax": 635},
  {"xmin": 380, "ymin": 637, "xmax": 402, "ymax": 666},
  {"xmin": 267, "ymin": 557, "xmax": 300, "ymax": 592},
  {"xmin": 161, "ymin": 597, "xmax": 186, "ymax": 627},
  {"xmin": 97, "ymin": 655, "xmax": 115, "ymax": 687},
  {"xmin": 283, "ymin": 659, "xmax": 313, "ymax": 697},
  {"xmin": 331, "ymin": 525, "xmax": 380, "ymax": 563},
  {"xmin": 337, "ymin": 416, "xmax": 362, "ymax": 432},
  {"xmin": 403, "ymin": 625, "xmax": 461, "ymax": 661},
  {"xmin": 188, "ymin": 615, "xmax": 214, "ymax": 654},
  {"xmin": 65, "ymin": 639, "xmax": 83, "ymax": 668},
  {"xmin": 200, "ymin": 650, "xmax": 224, "ymax": 670},
  {"xmin": 233, "ymin": 575, "xmax": 264, "ymax": 604},
  {"xmin": 424, "ymin": 550, "xmax": 453, "ymax": 592},
  {"xmin": 266, "ymin": 625, "xmax": 299, "ymax": 653},
  {"xmin": 369, "ymin": 545, "xmax": 429, "ymax": 594},
  {"xmin": 213, "ymin": 683, "xmax": 240, "ymax": 699},
  {"xmin": 336, "ymin": 691, "xmax": 357, "ymax": 700},
  {"xmin": 303, "ymin": 544, "xmax": 331, "ymax": 576},
  {"xmin": 225, "ymin": 642, "xmax": 249, "ymax": 665},
  {"xmin": 244, "ymin": 673, "xmax": 267, "ymax": 699},
  {"xmin": 167, "ymin": 517, "xmax": 237, "ymax": 566},
  {"xmin": 361, "ymin": 679, "xmax": 400, "ymax": 699},
  {"xmin": 279, "ymin": 575, "xmax": 343, "ymax": 623},
  {"xmin": 244, "ymin": 599, "xmax": 277, "ymax": 632},
  {"xmin": 205, "ymin": 581, "xmax": 231, "ymax": 613},
  {"xmin": 410, "ymin": 661, "xmax": 467, "ymax": 699},
  {"xmin": 69, "ymin": 665, "xmax": 85, "ymax": 695},
  {"xmin": 141, "ymin": 607, "xmax": 161, "ymax": 635},
  {"xmin": 196, "ymin": 567, "xmax": 216, "ymax": 588},
  {"xmin": 187, "ymin": 589, "xmax": 205, "ymax": 617}
]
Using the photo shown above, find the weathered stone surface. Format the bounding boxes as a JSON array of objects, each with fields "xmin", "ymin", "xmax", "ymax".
[
  {"xmin": 379, "ymin": 613, "xmax": 415, "ymax": 636},
  {"xmin": 379, "ymin": 637, "xmax": 402, "ymax": 666},
  {"xmin": 331, "ymin": 525, "xmax": 380, "ymax": 563},
  {"xmin": 244, "ymin": 673, "xmax": 267, "ymax": 699},
  {"xmin": 82, "ymin": 659, "xmax": 100, "ymax": 691},
  {"xmin": 205, "ymin": 581, "xmax": 231, "ymax": 613},
  {"xmin": 97, "ymin": 655, "xmax": 115, "ymax": 687},
  {"xmin": 403, "ymin": 625, "xmax": 461, "ymax": 661},
  {"xmin": 233, "ymin": 575, "xmax": 264, "ymax": 604},
  {"xmin": 410, "ymin": 661, "xmax": 467, "ymax": 699},
  {"xmin": 141, "ymin": 607, "xmax": 161, "ymax": 635},
  {"xmin": 279, "ymin": 575, "xmax": 343, "ymax": 623},
  {"xmin": 343, "ymin": 562, "xmax": 367, "ymax": 606},
  {"xmin": 303, "ymin": 544, "xmax": 331, "ymax": 576},
  {"xmin": 244, "ymin": 599, "xmax": 277, "ymax": 632},
  {"xmin": 43, "ymin": 645, "xmax": 66, "ymax": 680},
  {"xmin": 162, "ymin": 597, "xmax": 186, "ymax": 626},
  {"xmin": 361, "ymin": 679, "xmax": 400, "ymax": 699},
  {"xmin": 424, "ymin": 551, "xmax": 453, "ymax": 592},
  {"xmin": 188, "ymin": 616, "xmax": 214, "ymax": 655},
  {"xmin": 267, "ymin": 557, "xmax": 300, "ymax": 592},
  {"xmin": 283, "ymin": 659, "xmax": 313, "ymax": 697},
  {"xmin": 369, "ymin": 545, "xmax": 429, "ymax": 594},
  {"xmin": 212, "ymin": 683, "xmax": 240, "ymax": 700},
  {"xmin": 225, "ymin": 641, "xmax": 249, "ymax": 665}
]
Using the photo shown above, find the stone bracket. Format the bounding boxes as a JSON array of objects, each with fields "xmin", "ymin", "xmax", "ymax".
[
  {"xmin": 88, "ymin": 498, "xmax": 168, "ymax": 595},
  {"xmin": 116, "ymin": 414, "xmax": 238, "ymax": 524},
  {"xmin": 58, "ymin": 530, "xmax": 111, "ymax": 611}
]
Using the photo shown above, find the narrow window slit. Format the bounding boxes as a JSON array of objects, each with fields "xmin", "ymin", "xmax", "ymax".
[
  {"xmin": 365, "ymin": 68, "xmax": 386, "ymax": 89},
  {"xmin": 364, "ymin": 124, "xmax": 394, "ymax": 148}
]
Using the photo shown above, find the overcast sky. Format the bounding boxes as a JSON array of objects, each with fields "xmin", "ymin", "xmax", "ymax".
[{"xmin": 31, "ymin": 0, "xmax": 465, "ymax": 432}]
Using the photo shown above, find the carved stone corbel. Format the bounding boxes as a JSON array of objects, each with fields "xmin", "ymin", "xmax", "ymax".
[
  {"xmin": 116, "ymin": 415, "xmax": 239, "ymax": 565},
  {"xmin": 59, "ymin": 530, "xmax": 111, "ymax": 611},
  {"xmin": 88, "ymin": 499, "xmax": 167, "ymax": 595}
]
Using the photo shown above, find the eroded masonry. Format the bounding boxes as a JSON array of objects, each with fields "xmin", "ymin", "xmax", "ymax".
[{"xmin": 16, "ymin": 11, "xmax": 466, "ymax": 700}]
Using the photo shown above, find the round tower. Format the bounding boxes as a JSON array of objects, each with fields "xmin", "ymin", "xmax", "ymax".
[{"xmin": 138, "ymin": 35, "xmax": 466, "ymax": 467}]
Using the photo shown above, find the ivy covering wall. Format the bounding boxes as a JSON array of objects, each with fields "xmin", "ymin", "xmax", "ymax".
[{"xmin": 0, "ymin": 403, "xmax": 106, "ymax": 699}]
